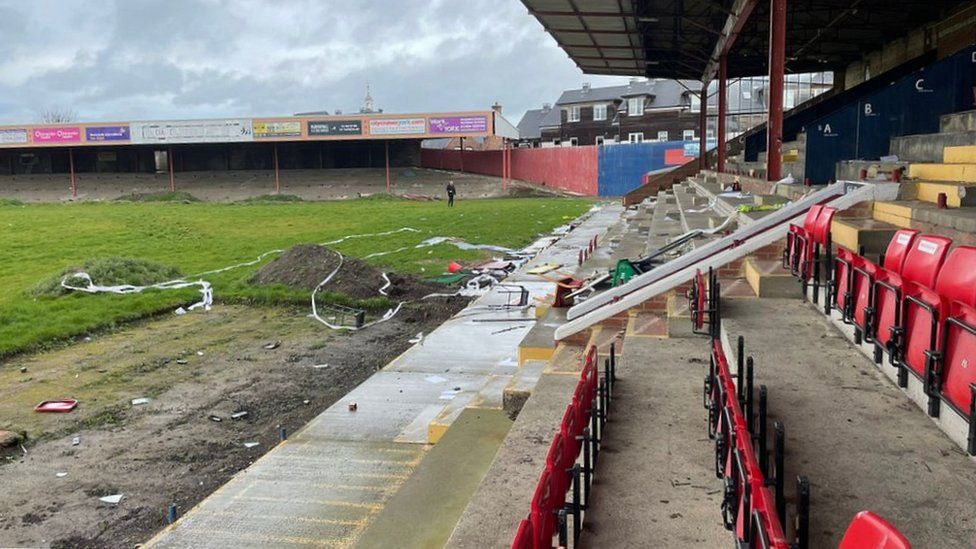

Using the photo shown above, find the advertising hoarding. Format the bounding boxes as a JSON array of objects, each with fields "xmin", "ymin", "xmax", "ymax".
[
  {"xmin": 253, "ymin": 121, "xmax": 302, "ymax": 138},
  {"xmin": 33, "ymin": 127, "xmax": 81, "ymax": 143},
  {"xmin": 86, "ymin": 126, "xmax": 130, "ymax": 142},
  {"xmin": 308, "ymin": 120, "xmax": 363, "ymax": 136},
  {"xmin": 428, "ymin": 116, "xmax": 488, "ymax": 134},
  {"xmin": 130, "ymin": 119, "xmax": 253, "ymax": 144},
  {"xmin": 0, "ymin": 129, "xmax": 29, "ymax": 144},
  {"xmin": 368, "ymin": 118, "xmax": 426, "ymax": 136}
]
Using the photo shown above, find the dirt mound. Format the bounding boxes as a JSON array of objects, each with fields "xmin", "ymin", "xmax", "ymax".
[{"xmin": 251, "ymin": 244, "xmax": 448, "ymax": 301}]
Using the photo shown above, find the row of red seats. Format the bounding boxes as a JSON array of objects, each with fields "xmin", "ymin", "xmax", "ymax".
[
  {"xmin": 699, "ymin": 257, "xmax": 911, "ymax": 548},
  {"xmin": 707, "ymin": 338, "xmax": 793, "ymax": 548},
  {"xmin": 513, "ymin": 345, "xmax": 610, "ymax": 549},
  {"xmin": 832, "ymin": 228, "xmax": 976, "ymax": 450}
]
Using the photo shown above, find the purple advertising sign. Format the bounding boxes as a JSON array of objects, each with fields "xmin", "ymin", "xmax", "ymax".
[
  {"xmin": 428, "ymin": 116, "xmax": 488, "ymax": 134},
  {"xmin": 86, "ymin": 126, "xmax": 130, "ymax": 142}
]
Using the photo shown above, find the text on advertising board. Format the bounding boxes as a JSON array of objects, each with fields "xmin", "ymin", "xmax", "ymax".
[
  {"xmin": 253, "ymin": 121, "xmax": 302, "ymax": 138},
  {"xmin": 33, "ymin": 127, "xmax": 82, "ymax": 143},
  {"xmin": 86, "ymin": 126, "xmax": 130, "ymax": 142},
  {"xmin": 368, "ymin": 118, "xmax": 426, "ymax": 135},
  {"xmin": 428, "ymin": 116, "xmax": 488, "ymax": 134},
  {"xmin": 307, "ymin": 120, "xmax": 363, "ymax": 136}
]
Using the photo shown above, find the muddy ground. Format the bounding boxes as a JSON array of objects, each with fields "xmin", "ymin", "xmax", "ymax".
[
  {"xmin": 0, "ymin": 168, "xmax": 530, "ymax": 203},
  {"xmin": 0, "ymin": 297, "xmax": 467, "ymax": 548}
]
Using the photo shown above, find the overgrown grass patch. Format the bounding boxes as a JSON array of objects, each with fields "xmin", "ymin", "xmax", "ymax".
[{"xmin": 0, "ymin": 196, "xmax": 590, "ymax": 357}]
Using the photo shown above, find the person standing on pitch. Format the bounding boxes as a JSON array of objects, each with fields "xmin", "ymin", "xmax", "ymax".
[{"xmin": 446, "ymin": 180, "xmax": 457, "ymax": 207}]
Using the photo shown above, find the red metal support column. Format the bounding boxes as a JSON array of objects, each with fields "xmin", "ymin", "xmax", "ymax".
[
  {"xmin": 766, "ymin": 0, "xmax": 786, "ymax": 181},
  {"xmin": 69, "ymin": 148, "xmax": 77, "ymax": 198},
  {"xmin": 168, "ymin": 147, "xmax": 175, "ymax": 192},
  {"xmin": 384, "ymin": 141, "xmax": 391, "ymax": 193},
  {"xmin": 698, "ymin": 82, "xmax": 708, "ymax": 170},
  {"xmin": 273, "ymin": 144, "xmax": 281, "ymax": 194},
  {"xmin": 717, "ymin": 56, "xmax": 728, "ymax": 173}
]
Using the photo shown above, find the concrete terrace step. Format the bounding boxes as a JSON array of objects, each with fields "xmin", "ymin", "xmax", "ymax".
[
  {"xmin": 743, "ymin": 257, "xmax": 801, "ymax": 298},
  {"xmin": 890, "ymin": 131, "xmax": 976, "ymax": 164},
  {"xmin": 831, "ymin": 217, "xmax": 900, "ymax": 255},
  {"xmin": 944, "ymin": 144, "xmax": 976, "ymax": 164},
  {"xmin": 722, "ymin": 298, "xmax": 976, "ymax": 547},
  {"xmin": 908, "ymin": 162, "xmax": 976, "ymax": 183},
  {"xmin": 873, "ymin": 199, "xmax": 976, "ymax": 234},
  {"xmin": 580, "ymin": 336, "xmax": 728, "ymax": 548},
  {"xmin": 914, "ymin": 180, "xmax": 976, "ymax": 207},
  {"xmin": 941, "ymin": 109, "xmax": 976, "ymax": 133}
]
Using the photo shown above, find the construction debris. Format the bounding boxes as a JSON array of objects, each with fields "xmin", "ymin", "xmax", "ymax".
[
  {"xmin": 131, "ymin": 398, "xmax": 150, "ymax": 406},
  {"xmin": 98, "ymin": 494, "xmax": 123, "ymax": 505}
]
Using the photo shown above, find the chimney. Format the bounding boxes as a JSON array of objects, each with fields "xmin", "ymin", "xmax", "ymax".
[
  {"xmin": 491, "ymin": 101, "xmax": 503, "ymax": 114},
  {"xmin": 582, "ymin": 82, "xmax": 591, "ymax": 93},
  {"xmin": 542, "ymin": 103, "xmax": 552, "ymax": 112}
]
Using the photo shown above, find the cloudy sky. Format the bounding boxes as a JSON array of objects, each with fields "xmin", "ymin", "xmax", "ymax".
[{"xmin": 0, "ymin": 0, "xmax": 634, "ymax": 126}]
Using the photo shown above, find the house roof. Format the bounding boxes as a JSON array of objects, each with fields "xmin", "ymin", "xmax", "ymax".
[{"xmin": 516, "ymin": 106, "xmax": 561, "ymax": 140}]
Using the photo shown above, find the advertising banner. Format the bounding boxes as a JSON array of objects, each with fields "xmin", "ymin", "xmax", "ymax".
[
  {"xmin": 33, "ymin": 126, "xmax": 81, "ymax": 143},
  {"xmin": 368, "ymin": 118, "xmax": 426, "ymax": 136},
  {"xmin": 0, "ymin": 128, "xmax": 29, "ymax": 145},
  {"xmin": 130, "ymin": 119, "xmax": 253, "ymax": 144},
  {"xmin": 428, "ymin": 116, "xmax": 488, "ymax": 134},
  {"xmin": 308, "ymin": 120, "xmax": 363, "ymax": 136},
  {"xmin": 86, "ymin": 125, "xmax": 130, "ymax": 142},
  {"xmin": 253, "ymin": 120, "xmax": 302, "ymax": 138}
]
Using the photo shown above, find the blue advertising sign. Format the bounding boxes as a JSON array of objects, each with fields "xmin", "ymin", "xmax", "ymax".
[{"xmin": 86, "ymin": 125, "xmax": 130, "ymax": 142}]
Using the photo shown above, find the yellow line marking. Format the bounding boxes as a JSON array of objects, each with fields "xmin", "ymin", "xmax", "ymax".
[{"xmin": 201, "ymin": 529, "xmax": 353, "ymax": 548}]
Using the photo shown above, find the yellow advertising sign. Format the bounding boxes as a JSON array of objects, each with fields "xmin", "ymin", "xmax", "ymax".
[{"xmin": 253, "ymin": 121, "xmax": 302, "ymax": 138}]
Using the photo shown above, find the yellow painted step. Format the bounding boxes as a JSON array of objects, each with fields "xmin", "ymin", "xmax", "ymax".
[
  {"xmin": 908, "ymin": 163, "xmax": 976, "ymax": 183},
  {"xmin": 743, "ymin": 257, "xmax": 798, "ymax": 298},
  {"xmin": 944, "ymin": 145, "xmax": 976, "ymax": 164},
  {"xmin": 915, "ymin": 181, "xmax": 976, "ymax": 208},
  {"xmin": 831, "ymin": 218, "xmax": 899, "ymax": 253},
  {"xmin": 872, "ymin": 202, "xmax": 913, "ymax": 229}
]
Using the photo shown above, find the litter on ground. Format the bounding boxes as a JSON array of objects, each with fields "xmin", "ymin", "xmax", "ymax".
[
  {"xmin": 131, "ymin": 397, "xmax": 150, "ymax": 406},
  {"xmin": 99, "ymin": 494, "xmax": 123, "ymax": 505},
  {"xmin": 34, "ymin": 399, "xmax": 78, "ymax": 413}
]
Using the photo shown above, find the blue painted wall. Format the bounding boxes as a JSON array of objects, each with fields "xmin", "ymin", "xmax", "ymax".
[
  {"xmin": 748, "ymin": 44, "xmax": 976, "ymax": 181},
  {"xmin": 597, "ymin": 140, "xmax": 714, "ymax": 196}
]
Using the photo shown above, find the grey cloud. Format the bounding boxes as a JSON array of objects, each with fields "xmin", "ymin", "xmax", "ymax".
[{"xmin": 0, "ymin": 0, "xmax": 633, "ymax": 125}]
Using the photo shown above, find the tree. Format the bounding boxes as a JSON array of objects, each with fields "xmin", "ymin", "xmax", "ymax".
[{"xmin": 41, "ymin": 107, "xmax": 76, "ymax": 124}]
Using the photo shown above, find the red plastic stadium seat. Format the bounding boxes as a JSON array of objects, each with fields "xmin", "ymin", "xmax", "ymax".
[
  {"xmin": 838, "ymin": 511, "xmax": 910, "ymax": 549},
  {"xmin": 940, "ymin": 302, "xmax": 976, "ymax": 414},
  {"xmin": 787, "ymin": 204, "xmax": 824, "ymax": 270},
  {"xmin": 546, "ymin": 432, "xmax": 569, "ymax": 500},
  {"xmin": 871, "ymin": 235, "xmax": 951, "ymax": 349},
  {"xmin": 901, "ymin": 246, "xmax": 976, "ymax": 379},
  {"xmin": 561, "ymin": 401, "xmax": 581, "ymax": 457},
  {"xmin": 849, "ymin": 230, "xmax": 918, "ymax": 333},
  {"xmin": 834, "ymin": 247, "xmax": 855, "ymax": 316},
  {"xmin": 530, "ymin": 469, "xmax": 555, "ymax": 549},
  {"xmin": 511, "ymin": 519, "xmax": 533, "ymax": 549}
]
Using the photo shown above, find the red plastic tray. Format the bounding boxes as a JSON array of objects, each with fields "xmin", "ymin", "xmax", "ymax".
[{"xmin": 34, "ymin": 399, "xmax": 78, "ymax": 413}]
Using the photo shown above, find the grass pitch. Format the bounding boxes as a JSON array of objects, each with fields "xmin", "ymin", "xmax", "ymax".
[{"xmin": 0, "ymin": 196, "xmax": 589, "ymax": 357}]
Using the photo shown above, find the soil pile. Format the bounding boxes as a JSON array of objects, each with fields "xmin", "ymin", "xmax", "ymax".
[{"xmin": 252, "ymin": 244, "xmax": 449, "ymax": 301}]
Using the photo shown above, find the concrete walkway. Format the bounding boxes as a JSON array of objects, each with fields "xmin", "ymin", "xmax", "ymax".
[
  {"xmin": 146, "ymin": 204, "xmax": 624, "ymax": 548},
  {"xmin": 580, "ymin": 335, "xmax": 729, "ymax": 548},
  {"xmin": 723, "ymin": 298, "xmax": 976, "ymax": 547}
]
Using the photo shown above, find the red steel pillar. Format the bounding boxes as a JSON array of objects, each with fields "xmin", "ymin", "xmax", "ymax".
[
  {"xmin": 698, "ymin": 82, "xmax": 708, "ymax": 170},
  {"xmin": 168, "ymin": 147, "xmax": 175, "ymax": 192},
  {"xmin": 273, "ymin": 143, "xmax": 281, "ymax": 194},
  {"xmin": 766, "ymin": 0, "xmax": 786, "ymax": 181},
  {"xmin": 717, "ymin": 55, "xmax": 728, "ymax": 173},
  {"xmin": 384, "ymin": 141, "xmax": 391, "ymax": 193},
  {"xmin": 69, "ymin": 148, "xmax": 77, "ymax": 198},
  {"xmin": 459, "ymin": 137, "xmax": 464, "ymax": 172}
]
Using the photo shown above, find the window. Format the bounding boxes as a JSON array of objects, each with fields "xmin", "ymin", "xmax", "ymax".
[
  {"xmin": 627, "ymin": 97, "xmax": 643, "ymax": 117},
  {"xmin": 593, "ymin": 104, "xmax": 607, "ymax": 121},
  {"xmin": 683, "ymin": 129, "xmax": 695, "ymax": 141},
  {"xmin": 742, "ymin": 90, "xmax": 752, "ymax": 100},
  {"xmin": 706, "ymin": 129, "xmax": 715, "ymax": 139},
  {"xmin": 569, "ymin": 137, "xmax": 579, "ymax": 146},
  {"xmin": 628, "ymin": 132, "xmax": 644, "ymax": 143},
  {"xmin": 689, "ymin": 93, "xmax": 701, "ymax": 112},
  {"xmin": 595, "ymin": 136, "xmax": 605, "ymax": 146},
  {"xmin": 568, "ymin": 106, "xmax": 580, "ymax": 122},
  {"xmin": 657, "ymin": 131, "xmax": 668, "ymax": 142}
]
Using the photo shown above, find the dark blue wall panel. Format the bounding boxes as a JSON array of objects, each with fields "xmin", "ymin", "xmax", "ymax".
[{"xmin": 597, "ymin": 141, "xmax": 692, "ymax": 196}]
